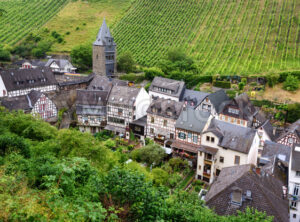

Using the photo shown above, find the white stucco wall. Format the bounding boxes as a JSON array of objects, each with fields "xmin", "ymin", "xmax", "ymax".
[
  {"xmin": 135, "ymin": 87, "xmax": 150, "ymax": 120},
  {"xmin": 0, "ymin": 76, "xmax": 7, "ymax": 97},
  {"xmin": 197, "ymin": 131, "xmax": 258, "ymax": 184}
]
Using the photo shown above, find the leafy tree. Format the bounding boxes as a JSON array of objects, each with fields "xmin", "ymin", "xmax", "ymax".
[
  {"xmin": 117, "ymin": 51, "xmax": 135, "ymax": 73},
  {"xmin": 31, "ymin": 41, "xmax": 52, "ymax": 58},
  {"xmin": 169, "ymin": 157, "xmax": 189, "ymax": 172},
  {"xmin": 144, "ymin": 67, "xmax": 164, "ymax": 80},
  {"xmin": 151, "ymin": 168, "xmax": 169, "ymax": 185},
  {"xmin": 132, "ymin": 143, "xmax": 166, "ymax": 166},
  {"xmin": 99, "ymin": 168, "xmax": 167, "ymax": 221},
  {"xmin": 283, "ymin": 75, "xmax": 299, "ymax": 91},
  {"xmin": 266, "ymin": 73, "xmax": 279, "ymax": 87},
  {"xmin": 70, "ymin": 44, "xmax": 92, "ymax": 71},
  {"xmin": 0, "ymin": 133, "xmax": 30, "ymax": 158},
  {"xmin": 287, "ymin": 103, "xmax": 300, "ymax": 123},
  {"xmin": 0, "ymin": 45, "xmax": 11, "ymax": 61}
]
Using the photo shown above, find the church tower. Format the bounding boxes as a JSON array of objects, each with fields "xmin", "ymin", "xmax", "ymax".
[{"xmin": 93, "ymin": 19, "xmax": 117, "ymax": 76}]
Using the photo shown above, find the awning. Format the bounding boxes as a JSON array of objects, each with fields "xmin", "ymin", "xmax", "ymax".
[
  {"xmin": 198, "ymin": 145, "xmax": 218, "ymax": 155},
  {"xmin": 171, "ymin": 140, "xmax": 199, "ymax": 154},
  {"xmin": 104, "ymin": 124, "xmax": 126, "ymax": 134}
]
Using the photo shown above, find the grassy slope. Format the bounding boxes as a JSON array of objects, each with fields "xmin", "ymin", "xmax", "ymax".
[
  {"xmin": 113, "ymin": 0, "xmax": 300, "ymax": 75},
  {"xmin": 42, "ymin": 0, "xmax": 131, "ymax": 53}
]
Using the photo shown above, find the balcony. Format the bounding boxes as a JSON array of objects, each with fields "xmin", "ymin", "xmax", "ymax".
[{"xmin": 204, "ymin": 153, "xmax": 213, "ymax": 162}]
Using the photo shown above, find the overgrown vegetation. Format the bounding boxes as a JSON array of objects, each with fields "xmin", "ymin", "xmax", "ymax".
[{"xmin": 0, "ymin": 108, "xmax": 273, "ymax": 221}]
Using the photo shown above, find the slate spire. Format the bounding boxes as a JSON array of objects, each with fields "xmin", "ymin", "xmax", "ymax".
[{"xmin": 94, "ymin": 18, "xmax": 114, "ymax": 46}]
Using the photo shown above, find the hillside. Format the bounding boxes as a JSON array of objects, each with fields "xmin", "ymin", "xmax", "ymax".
[
  {"xmin": 0, "ymin": 0, "xmax": 69, "ymax": 46},
  {"xmin": 42, "ymin": 0, "xmax": 131, "ymax": 53},
  {"xmin": 113, "ymin": 0, "xmax": 300, "ymax": 75}
]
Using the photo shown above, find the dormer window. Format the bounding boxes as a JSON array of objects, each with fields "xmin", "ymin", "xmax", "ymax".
[
  {"xmin": 228, "ymin": 108, "xmax": 239, "ymax": 115},
  {"xmin": 167, "ymin": 111, "xmax": 172, "ymax": 116},
  {"xmin": 231, "ymin": 188, "xmax": 242, "ymax": 206}
]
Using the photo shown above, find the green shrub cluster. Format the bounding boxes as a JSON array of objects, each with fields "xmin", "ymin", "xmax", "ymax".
[
  {"xmin": 0, "ymin": 108, "xmax": 274, "ymax": 221},
  {"xmin": 213, "ymin": 81, "xmax": 231, "ymax": 89}
]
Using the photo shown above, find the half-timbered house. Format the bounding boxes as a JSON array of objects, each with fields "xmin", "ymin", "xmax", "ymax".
[
  {"xmin": 181, "ymin": 89, "xmax": 210, "ymax": 109},
  {"xmin": 76, "ymin": 89, "xmax": 109, "ymax": 133},
  {"xmin": 1, "ymin": 90, "xmax": 57, "ymax": 120},
  {"xmin": 105, "ymin": 86, "xmax": 150, "ymax": 138},
  {"xmin": 171, "ymin": 108, "xmax": 211, "ymax": 167},
  {"xmin": 0, "ymin": 67, "xmax": 57, "ymax": 97},
  {"xmin": 148, "ymin": 76, "xmax": 185, "ymax": 102},
  {"xmin": 21, "ymin": 60, "xmax": 46, "ymax": 69},
  {"xmin": 45, "ymin": 59, "xmax": 77, "ymax": 74},
  {"xmin": 196, "ymin": 89, "xmax": 230, "ymax": 116},
  {"xmin": 146, "ymin": 98, "xmax": 183, "ymax": 146},
  {"xmin": 276, "ymin": 119, "xmax": 300, "ymax": 148}
]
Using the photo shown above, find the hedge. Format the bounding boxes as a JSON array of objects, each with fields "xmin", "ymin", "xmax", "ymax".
[
  {"xmin": 278, "ymin": 70, "xmax": 300, "ymax": 83},
  {"xmin": 119, "ymin": 73, "xmax": 146, "ymax": 83},
  {"xmin": 213, "ymin": 81, "xmax": 231, "ymax": 89}
]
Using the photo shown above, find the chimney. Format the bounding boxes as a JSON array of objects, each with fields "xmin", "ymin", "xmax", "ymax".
[{"xmin": 255, "ymin": 167, "xmax": 261, "ymax": 175}]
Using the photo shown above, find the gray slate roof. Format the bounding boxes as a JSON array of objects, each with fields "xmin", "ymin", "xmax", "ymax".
[
  {"xmin": 205, "ymin": 164, "xmax": 288, "ymax": 222},
  {"xmin": 0, "ymin": 67, "xmax": 57, "ymax": 91},
  {"xmin": 175, "ymin": 108, "xmax": 210, "ymax": 133},
  {"xmin": 204, "ymin": 118, "xmax": 256, "ymax": 154},
  {"xmin": 94, "ymin": 19, "xmax": 116, "ymax": 46},
  {"xmin": 1, "ymin": 90, "xmax": 43, "ymax": 111},
  {"xmin": 149, "ymin": 76, "xmax": 185, "ymax": 99},
  {"xmin": 147, "ymin": 97, "xmax": 183, "ymax": 120},
  {"xmin": 207, "ymin": 89, "xmax": 230, "ymax": 113},
  {"xmin": 23, "ymin": 60, "xmax": 46, "ymax": 67},
  {"xmin": 76, "ymin": 90, "xmax": 108, "ymax": 116},
  {"xmin": 276, "ymin": 119, "xmax": 300, "ymax": 142},
  {"xmin": 182, "ymin": 89, "xmax": 209, "ymax": 108},
  {"xmin": 261, "ymin": 140, "xmax": 290, "ymax": 167},
  {"xmin": 45, "ymin": 59, "xmax": 75, "ymax": 69},
  {"xmin": 88, "ymin": 75, "xmax": 127, "ymax": 91},
  {"xmin": 260, "ymin": 120, "xmax": 275, "ymax": 141},
  {"xmin": 219, "ymin": 93, "xmax": 258, "ymax": 121},
  {"xmin": 291, "ymin": 144, "xmax": 300, "ymax": 171},
  {"xmin": 76, "ymin": 90, "xmax": 108, "ymax": 106},
  {"xmin": 108, "ymin": 86, "xmax": 140, "ymax": 106}
]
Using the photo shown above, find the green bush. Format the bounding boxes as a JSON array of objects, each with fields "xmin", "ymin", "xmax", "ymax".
[
  {"xmin": 117, "ymin": 51, "xmax": 135, "ymax": 73},
  {"xmin": 287, "ymin": 103, "xmax": 300, "ymax": 123},
  {"xmin": 168, "ymin": 172, "xmax": 182, "ymax": 188},
  {"xmin": 283, "ymin": 75, "xmax": 299, "ymax": 91},
  {"xmin": 238, "ymin": 82, "xmax": 245, "ymax": 90},
  {"xmin": 241, "ymin": 78, "xmax": 247, "ymax": 84},
  {"xmin": 0, "ymin": 45, "xmax": 11, "ymax": 61},
  {"xmin": 213, "ymin": 81, "xmax": 231, "ymax": 89},
  {"xmin": 70, "ymin": 44, "xmax": 92, "ymax": 71},
  {"xmin": 120, "ymin": 73, "xmax": 145, "ymax": 83},
  {"xmin": 266, "ymin": 73, "xmax": 280, "ymax": 87},
  {"xmin": 144, "ymin": 67, "xmax": 164, "ymax": 80},
  {"xmin": 169, "ymin": 158, "xmax": 188, "ymax": 172},
  {"xmin": 194, "ymin": 185, "xmax": 202, "ymax": 192},
  {"xmin": 279, "ymin": 71, "xmax": 300, "ymax": 82},
  {"xmin": 152, "ymin": 168, "xmax": 169, "ymax": 186}
]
